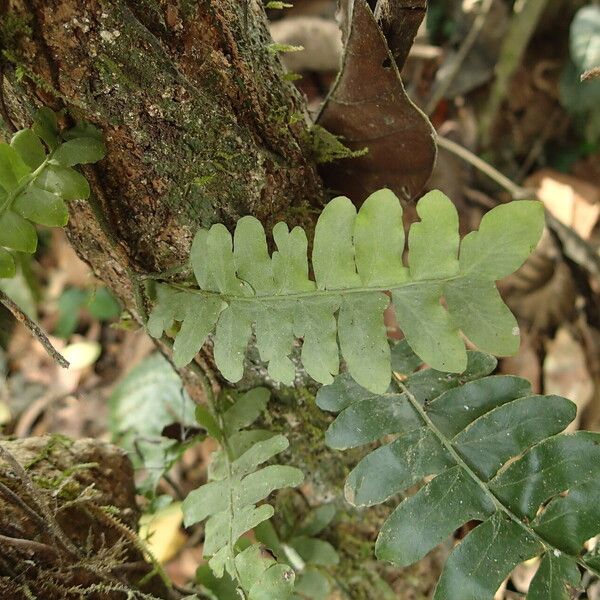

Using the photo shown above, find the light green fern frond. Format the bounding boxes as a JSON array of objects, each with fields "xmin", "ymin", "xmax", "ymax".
[
  {"xmin": 148, "ymin": 189, "xmax": 544, "ymax": 393},
  {"xmin": 183, "ymin": 388, "xmax": 303, "ymax": 599}
]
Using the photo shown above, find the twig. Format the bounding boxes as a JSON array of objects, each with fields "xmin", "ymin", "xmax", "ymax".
[
  {"xmin": 0, "ymin": 290, "xmax": 69, "ymax": 369},
  {"xmin": 0, "ymin": 444, "xmax": 79, "ymax": 556},
  {"xmin": 436, "ymin": 135, "xmax": 524, "ymax": 197},
  {"xmin": 436, "ymin": 134, "xmax": 600, "ymax": 279},
  {"xmin": 0, "ymin": 479, "xmax": 50, "ymax": 532},
  {"xmin": 582, "ymin": 67, "xmax": 600, "ymax": 81},
  {"xmin": 0, "ymin": 533, "xmax": 59, "ymax": 559},
  {"xmin": 480, "ymin": 0, "xmax": 550, "ymax": 146},
  {"xmin": 425, "ymin": 0, "xmax": 494, "ymax": 115}
]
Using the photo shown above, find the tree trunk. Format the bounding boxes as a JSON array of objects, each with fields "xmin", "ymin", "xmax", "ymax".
[{"xmin": 2, "ymin": 0, "xmax": 323, "ymax": 312}]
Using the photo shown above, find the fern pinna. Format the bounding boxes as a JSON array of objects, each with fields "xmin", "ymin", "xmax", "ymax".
[
  {"xmin": 318, "ymin": 340, "xmax": 600, "ymax": 600},
  {"xmin": 147, "ymin": 188, "xmax": 543, "ymax": 394},
  {"xmin": 182, "ymin": 387, "xmax": 303, "ymax": 599}
]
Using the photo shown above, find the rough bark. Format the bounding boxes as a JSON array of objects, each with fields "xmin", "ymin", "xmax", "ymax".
[{"xmin": 2, "ymin": 0, "xmax": 323, "ymax": 311}]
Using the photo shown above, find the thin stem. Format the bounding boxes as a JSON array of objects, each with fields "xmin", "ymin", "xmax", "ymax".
[
  {"xmin": 393, "ymin": 374, "xmax": 600, "ymax": 579},
  {"xmin": 0, "ymin": 533, "xmax": 59, "ymax": 558},
  {"xmin": 0, "ymin": 290, "xmax": 69, "ymax": 369},
  {"xmin": 216, "ymin": 409, "xmax": 247, "ymax": 599},
  {"xmin": 169, "ymin": 275, "xmax": 462, "ymax": 304},
  {"xmin": 425, "ymin": 0, "xmax": 494, "ymax": 115},
  {"xmin": 436, "ymin": 135, "xmax": 524, "ymax": 198},
  {"xmin": 436, "ymin": 134, "xmax": 600, "ymax": 278}
]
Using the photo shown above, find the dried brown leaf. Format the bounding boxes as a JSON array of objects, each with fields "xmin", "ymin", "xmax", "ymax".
[{"xmin": 316, "ymin": 0, "xmax": 436, "ymax": 204}]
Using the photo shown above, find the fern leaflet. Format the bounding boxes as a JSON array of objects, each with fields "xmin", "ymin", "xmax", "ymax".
[
  {"xmin": 318, "ymin": 340, "xmax": 600, "ymax": 600},
  {"xmin": 182, "ymin": 388, "xmax": 303, "ymax": 599},
  {"xmin": 147, "ymin": 189, "xmax": 543, "ymax": 393}
]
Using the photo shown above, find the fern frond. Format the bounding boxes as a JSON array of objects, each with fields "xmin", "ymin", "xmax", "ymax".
[
  {"xmin": 182, "ymin": 388, "xmax": 302, "ymax": 599},
  {"xmin": 318, "ymin": 340, "xmax": 600, "ymax": 600},
  {"xmin": 0, "ymin": 109, "xmax": 105, "ymax": 279},
  {"xmin": 147, "ymin": 189, "xmax": 543, "ymax": 393}
]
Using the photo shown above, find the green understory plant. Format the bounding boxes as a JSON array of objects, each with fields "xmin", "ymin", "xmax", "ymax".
[
  {"xmin": 5, "ymin": 113, "xmax": 600, "ymax": 599},
  {"xmin": 183, "ymin": 387, "xmax": 303, "ymax": 599},
  {"xmin": 147, "ymin": 188, "xmax": 543, "ymax": 394},
  {"xmin": 318, "ymin": 340, "xmax": 600, "ymax": 599},
  {"xmin": 0, "ymin": 108, "xmax": 105, "ymax": 278}
]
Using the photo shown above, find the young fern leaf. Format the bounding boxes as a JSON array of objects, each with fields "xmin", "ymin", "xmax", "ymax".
[
  {"xmin": 0, "ymin": 109, "xmax": 105, "ymax": 278},
  {"xmin": 182, "ymin": 388, "xmax": 303, "ymax": 599},
  {"xmin": 318, "ymin": 340, "xmax": 600, "ymax": 600},
  {"xmin": 254, "ymin": 504, "xmax": 339, "ymax": 600},
  {"xmin": 147, "ymin": 189, "xmax": 543, "ymax": 394}
]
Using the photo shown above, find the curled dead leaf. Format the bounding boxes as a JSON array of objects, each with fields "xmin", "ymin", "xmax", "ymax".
[{"xmin": 316, "ymin": 0, "xmax": 436, "ymax": 204}]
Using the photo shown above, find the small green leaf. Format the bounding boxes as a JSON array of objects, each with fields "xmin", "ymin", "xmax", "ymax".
[
  {"xmin": 527, "ymin": 552, "xmax": 580, "ymax": 600},
  {"xmin": 532, "ymin": 479, "xmax": 600, "ymax": 555},
  {"xmin": 0, "ymin": 248, "xmax": 16, "ymax": 279},
  {"xmin": 354, "ymin": 189, "xmax": 408, "ymax": 286},
  {"xmin": 232, "ymin": 435, "xmax": 289, "ymax": 477},
  {"xmin": 408, "ymin": 190, "xmax": 459, "ymax": 280},
  {"xmin": 234, "ymin": 216, "xmax": 274, "ymax": 294},
  {"xmin": 0, "ymin": 143, "xmax": 31, "ymax": 191},
  {"xmin": 297, "ymin": 505, "xmax": 336, "ymax": 537},
  {"xmin": 11, "ymin": 129, "xmax": 46, "ymax": 170},
  {"xmin": 204, "ymin": 505, "xmax": 274, "ymax": 556},
  {"xmin": 433, "ymin": 514, "xmax": 541, "ymax": 600},
  {"xmin": 255, "ymin": 302, "xmax": 295, "ymax": 384},
  {"xmin": 0, "ymin": 210, "xmax": 37, "ymax": 253},
  {"xmin": 295, "ymin": 568, "xmax": 330, "ymax": 600},
  {"xmin": 35, "ymin": 165, "xmax": 90, "ymax": 200},
  {"xmin": 272, "ymin": 223, "xmax": 314, "ymax": 293},
  {"xmin": 32, "ymin": 107, "xmax": 59, "ymax": 150},
  {"xmin": 195, "ymin": 405, "xmax": 222, "ymax": 441},
  {"xmin": 294, "ymin": 296, "xmax": 340, "ymax": 386},
  {"xmin": 312, "ymin": 196, "xmax": 360, "ymax": 290},
  {"xmin": 288, "ymin": 536, "xmax": 339, "ymax": 566},
  {"xmin": 490, "ymin": 432, "xmax": 600, "ymax": 520},
  {"xmin": 459, "ymin": 200, "xmax": 544, "ymax": 280},
  {"xmin": 445, "ymin": 277, "xmax": 520, "ymax": 356},
  {"xmin": 62, "ymin": 122, "xmax": 104, "ymax": 141},
  {"xmin": 12, "ymin": 187, "xmax": 68, "ymax": 227},
  {"xmin": 248, "ymin": 563, "xmax": 295, "ymax": 600},
  {"xmin": 214, "ymin": 303, "xmax": 253, "ymax": 382},
  {"xmin": 222, "ymin": 387, "xmax": 270, "ymax": 436},
  {"xmin": 207, "ymin": 224, "xmax": 246, "ymax": 295},
  {"xmin": 393, "ymin": 283, "xmax": 466, "ymax": 373},
  {"xmin": 376, "ymin": 467, "xmax": 493, "ymax": 567},
  {"xmin": 454, "ymin": 395, "xmax": 576, "ymax": 480},
  {"xmin": 52, "ymin": 137, "xmax": 106, "ymax": 166},
  {"xmin": 338, "ymin": 293, "xmax": 390, "ymax": 393},
  {"xmin": 172, "ymin": 296, "xmax": 224, "ymax": 367},
  {"xmin": 191, "ymin": 229, "xmax": 217, "ymax": 290},
  {"xmin": 87, "ymin": 287, "xmax": 121, "ymax": 320}
]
